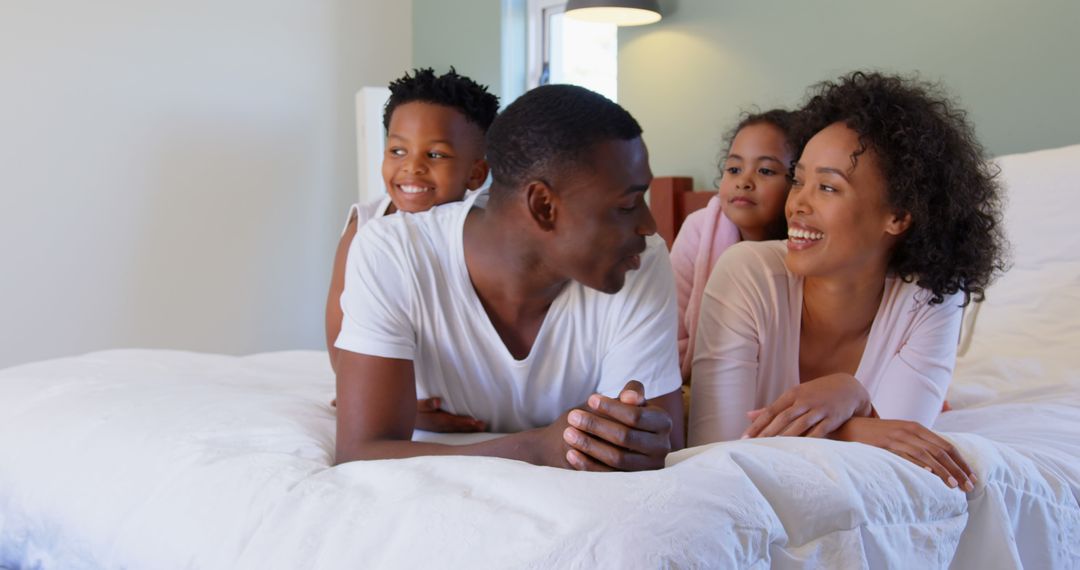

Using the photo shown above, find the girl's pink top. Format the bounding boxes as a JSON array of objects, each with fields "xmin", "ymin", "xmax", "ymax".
[
  {"xmin": 687, "ymin": 241, "xmax": 963, "ymax": 445},
  {"xmin": 669, "ymin": 195, "xmax": 742, "ymax": 380}
]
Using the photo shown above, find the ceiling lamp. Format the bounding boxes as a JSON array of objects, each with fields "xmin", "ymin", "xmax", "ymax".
[{"xmin": 564, "ymin": 0, "xmax": 663, "ymax": 27}]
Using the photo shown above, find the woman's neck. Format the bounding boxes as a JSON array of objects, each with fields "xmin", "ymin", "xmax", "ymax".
[{"xmin": 801, "ymin": 268, "xmax": 887, "ymax": 341}]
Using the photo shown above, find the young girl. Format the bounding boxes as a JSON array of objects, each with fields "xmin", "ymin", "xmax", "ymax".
[
  {"xmin": 670, "ymin": 110, "xmax": 798, "ymax": 381},
  {"xmin": 325, "ymin": 67, "xmax": 499, "ymax": 432},
  {"xmin": 689, "ymin": 72, "xmax": 1006, "ymax": 490}
]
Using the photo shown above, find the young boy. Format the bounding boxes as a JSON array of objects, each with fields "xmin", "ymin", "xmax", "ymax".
[{"xmin": 325, "ymin": 68, "xmax": 499, "ymax": 431}]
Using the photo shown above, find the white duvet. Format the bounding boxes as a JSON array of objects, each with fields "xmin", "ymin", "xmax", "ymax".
[{"xmin": 1, "ymin": 348, "xmax": 1077, "ymax": 569}]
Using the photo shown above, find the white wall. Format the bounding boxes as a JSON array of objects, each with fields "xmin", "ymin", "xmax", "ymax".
[{"xmin": 0, "ymin": 0, "xmax": 412, "ymax": 368}]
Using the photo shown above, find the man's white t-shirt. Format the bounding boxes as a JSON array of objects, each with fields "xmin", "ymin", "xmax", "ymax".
[{"xmin": 335, "ymin": 190, "xmax": 682, "ymax": 433}]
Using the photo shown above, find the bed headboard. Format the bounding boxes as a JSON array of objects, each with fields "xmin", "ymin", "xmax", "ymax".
[{"xmin": 650, "ymin": 176, "xmax": 716, "ymax": 249}]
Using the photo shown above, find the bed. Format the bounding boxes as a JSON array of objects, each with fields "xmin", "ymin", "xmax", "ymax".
[{"xmin": 2, "ymin": 145, "xmax": 1079, "ymax": 569}]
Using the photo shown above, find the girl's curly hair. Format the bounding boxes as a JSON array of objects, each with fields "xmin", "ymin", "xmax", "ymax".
[
  {"xmin": 791, "ymin": 71, "xmax": 1008, "ymax": 305},
  {"xmin": 714, "ymin": 108, "xmax": 800, "ymax": 188}
]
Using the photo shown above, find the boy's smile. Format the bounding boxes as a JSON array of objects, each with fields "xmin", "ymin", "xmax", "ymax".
[{"xmin": 397, "ymin": 184, "xmax": 433, "ymax": 194}]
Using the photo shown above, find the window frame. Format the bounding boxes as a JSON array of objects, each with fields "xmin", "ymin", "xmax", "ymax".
[{"xmin": 526, "ymin": 0, "xmax": 567, "ymax": 90}]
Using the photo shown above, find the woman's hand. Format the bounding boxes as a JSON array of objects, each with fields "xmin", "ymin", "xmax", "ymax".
[
  {"xmin": 832, "ymin": 417, "xmax": 976, "ymax": 491},
  {"xmin": 743, "ymin": 373, "xmax": 872, "ymax": 439}
]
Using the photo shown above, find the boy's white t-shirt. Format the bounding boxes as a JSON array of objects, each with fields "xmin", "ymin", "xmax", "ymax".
[
  {"xmin": 341, "ymin": 197, "xmax": 393, "ymax": 235},
  {"xmin": 340, "ymin": 188, "xmax": 485, "ymax": 235},
  {"xmin": 335, "ymin": 190, "xmax": 682, "ymax": 433}
]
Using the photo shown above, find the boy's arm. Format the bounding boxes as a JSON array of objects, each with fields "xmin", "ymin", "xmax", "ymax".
[{"xmin": 325, "ymin": 213, "xmax": 358, "ymax": 374}]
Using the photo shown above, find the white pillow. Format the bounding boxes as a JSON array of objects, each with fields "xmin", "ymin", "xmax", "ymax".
[
  {"xmin": 993, "ymin": 144, "xmax": 1080, "ymax": 271},
  {"xmin": 953, "ymin": 143, "xmax": 1080, "ymax": 392}
]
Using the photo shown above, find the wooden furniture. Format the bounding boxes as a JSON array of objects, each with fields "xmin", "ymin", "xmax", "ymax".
[{"xmin": 649, "ymin": 176, "xmax": 716, "ymax": 249}]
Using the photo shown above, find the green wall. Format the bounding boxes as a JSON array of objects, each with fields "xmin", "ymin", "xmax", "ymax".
[
  {"xmin": 412, "ymin": 0, "xmax": 520, "ymax": 104},
  {"xmin": 411, "ymin": 1, "xmax": 1080, "ymax": 188},
  {"xmin": 620, "ymin": 0, "xmax": 1080, "ymax": 187}
]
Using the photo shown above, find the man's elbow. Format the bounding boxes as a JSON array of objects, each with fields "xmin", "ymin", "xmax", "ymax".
[
  {"xmin": 332, "ymin": 445, "xmax": 364, "ymax": 466},
  {"xmin": 333, "ymin": 436, "xmax": 412, "ymax": 465},
  {"xmin": 333, "ymin": 446, "xmax": 382, "ymax": 466}
]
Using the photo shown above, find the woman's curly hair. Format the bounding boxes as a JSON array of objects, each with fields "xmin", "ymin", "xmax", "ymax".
[{"xmin": 791, "ymin": 71, "xmax": 1008, "ymax": 305}]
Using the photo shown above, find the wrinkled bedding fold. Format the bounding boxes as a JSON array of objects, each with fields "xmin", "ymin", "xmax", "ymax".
[{"xmin": 1, "ymin": 349, "xmax": 1077, "ymax": 569}]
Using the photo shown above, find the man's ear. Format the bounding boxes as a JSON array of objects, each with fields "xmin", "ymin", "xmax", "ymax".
[
  {"xmin": 466, "ymin": 159, "xmax": 489, "ymax": 190},
  {"xmin": 885, "ymin": 210, "xmax": 912, "ymax": 236},
  {"xmin": 524, "ymin": 180, "xmax": 557, "ymax": 232}
]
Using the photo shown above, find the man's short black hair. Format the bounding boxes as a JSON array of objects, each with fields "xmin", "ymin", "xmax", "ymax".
[
  {"xmin": 382, "ymin": 67, "xmax": 500, "ymax": 132},
  {"xmin": 485, "ymin": 84, "xmax": 643, "ymax": 194}
]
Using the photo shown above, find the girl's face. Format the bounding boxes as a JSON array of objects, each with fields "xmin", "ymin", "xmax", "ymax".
[
  {"xmin": 784, "ymin": 122, "xmax": 910, "ymax": 279},
  {"xmin": 718, "ymin": 123, "xmax": 794, "ymax": 241}
]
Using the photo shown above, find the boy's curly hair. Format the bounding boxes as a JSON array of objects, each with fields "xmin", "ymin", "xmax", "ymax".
[
  {"xmin": 382, "ymin": 67, "xmax": 500, "ymax": 133},
  {"xmin": 792, "ymin": 71, "xmax": 1008, "ymax": 305}
]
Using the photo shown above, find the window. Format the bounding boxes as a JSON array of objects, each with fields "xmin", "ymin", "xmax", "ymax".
[{"xmin": 527, "ymin": 0, "xmax": 618, "ymax": 101}]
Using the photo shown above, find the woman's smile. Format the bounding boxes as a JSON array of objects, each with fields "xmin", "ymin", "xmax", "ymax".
[{"xmin": 786, "ymin": 224, "xmax": 825, "ymax": 251}]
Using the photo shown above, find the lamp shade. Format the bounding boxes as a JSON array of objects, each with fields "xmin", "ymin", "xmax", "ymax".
[{"xmin": 565, "ymin": 0, "xmax": 662, "ymax": 26}]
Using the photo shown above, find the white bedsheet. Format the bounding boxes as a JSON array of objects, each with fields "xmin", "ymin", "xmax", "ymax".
[{"xmin": 1, "ymin": 349, "xmax": 1077, "ymax": 569}]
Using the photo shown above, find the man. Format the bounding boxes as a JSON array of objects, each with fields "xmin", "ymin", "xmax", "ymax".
[{"xmin": 334, "ymin": 84, "xmax": 683, "ymax": 471}]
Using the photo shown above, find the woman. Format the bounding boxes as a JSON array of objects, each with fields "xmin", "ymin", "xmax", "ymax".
[{"xmin": 688, "ymin": 72, "xmax": 1007, "ymax": 490}]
